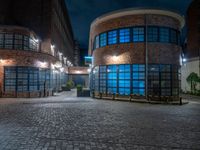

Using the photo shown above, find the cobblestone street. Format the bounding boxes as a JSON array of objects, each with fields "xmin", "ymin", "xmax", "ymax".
[{"xmin": 0, "ymin": 91, "xmax": 200, "ymax": 150}]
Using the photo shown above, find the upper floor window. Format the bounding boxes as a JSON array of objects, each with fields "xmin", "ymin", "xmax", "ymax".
[
  {"xmin": 170, "ymin": 29, "xmax": 177, "ymax": 44},
  {"xmin": 0, "ymin": 34, "xmax": 4, "ymax": 48},
  {"xmin": 133, "ymin": 27, "xmax": 144, "ymax": 42},
  {"xmin": 108, "ymin": 30, "xmax": 117, "ymax": 45},
  {"xmin": 5, "ymin": 34, "xmax": 13, "ymax": 49},
  {"xmin": 159, "ymin": 28, "xmax": 169, "ymax": 43},
  {"xmin": 148, "ymin": 27, "xmax": 158, "ymax": 42},
  {"xmin": 14, "ymin": 34, "xmax": 23, "ymax": 50},
  {"xmin": 119, "ymin": 28, "xmax": 130, "ymax": 43},
  {"xmin": 100, "ymin": 33, "xmax": 107, "ymax": 47},
  {"xmin": 95, "ymin": 35, "xmax": 99, "ymax": 49}
]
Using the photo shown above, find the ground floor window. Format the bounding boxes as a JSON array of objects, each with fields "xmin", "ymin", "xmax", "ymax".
[
  {"xmin": 4, "ymin": 66, "xmax": 67, "ymax": 92},
  {"xmin": 91, "ymin": 64, "xmax": 180, "ymax": 96}
]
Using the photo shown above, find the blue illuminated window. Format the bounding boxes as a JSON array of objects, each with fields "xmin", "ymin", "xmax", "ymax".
[
  {"xmin": 148, "ymin": 27, "xmax": 158, "ymax": 42},
  {"xmin": 108, "ymin": 30, "xmax": 117, "ymax": 45},
  {"xmin": 119, "ymin": 28, "xmax": 130, "ymax": 43},
  {"xmin": 118, "ymin": 65, "xmax": 131, "ymax": 95},
  {"xmin": 159, "ymin": 28, "xmax": 169, "ymax": 43},
  {"xmin": 107, "ymin": 65, "xmax": 117, "ymax": 94},
  {"xmin": 133, "ymin": 27, "xmax": 144, "ymax": 42},
  {"xmin": 99, "ymin": 66, "xmax": 107, "ymax": 93},
  {"xmin": 95, "ymin": 36, "xmax": 99, "ymax": 49},
  {"xmin": 100, "ymin": 33, "xmax": 107, "ymax": 47},
  {"xmin": 132, "ymin": 64, "xmax": 145, "ymax": 96}
]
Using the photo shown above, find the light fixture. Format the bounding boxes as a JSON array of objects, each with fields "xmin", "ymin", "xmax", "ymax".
[
  {"xmin": 51, "ymin": 44, "xmax": 55, "ymax": 49},
  {"xmin": 87, "ymin": 68, "xmax": 91, "ymax": 73},
  {"xmin": 40, "ymin": 61, "xmax": 47, "ymax": 68},
  {"xmin": 60, "ymin": 67, "xmax": 64, "ymax": 72},
  {"xmin": 112, "ymin": 55, "xmax": 119, "ymax": 61},
  {"xmin": 183, "ymin": 58, "xmax": 187, "ymax": 62},
  {"xmin": 76, "ymin": 70, "xmax": 81, "ymax": 74}
]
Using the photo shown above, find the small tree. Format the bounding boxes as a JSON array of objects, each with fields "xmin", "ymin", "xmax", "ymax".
[{"xmin": 186, "ymin": 72, "xmax": 199, "ymax": 94}]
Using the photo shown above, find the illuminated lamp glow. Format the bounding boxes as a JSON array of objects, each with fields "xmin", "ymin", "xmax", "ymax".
[
  {"xmin": 112, "ymin": 55, "xmax": 119, "ymax": 61},
  {"xmin": 183, "ymin": 58, "xmax": 187, "ymax": 62}
]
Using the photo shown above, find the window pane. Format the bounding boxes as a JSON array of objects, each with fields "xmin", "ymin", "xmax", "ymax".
[
  {"xmin": 95, "ymin": 36, "xmax": 99, "ymax": 49},
  {"xmin": 119, "ymin": 28, "xmax": 130, "ymax": 43},
  {"xmin": 170, "ymin": 29, "xmax": 177, "ymax": 44},
  {"xmin": 108, "ymin": 30, "xmax": 117, "ymax": 45},
  {"xmin": 159, "ymin": 28, "xmax": 169, "ymax": 43},
  {"xmin": 133, "ymin": 27, "xmax": 144, "ymax": 42},
  {"xmin": 100, "ymin": 33, "xmax": 107, "ymax": 47},
  {"xmin": 148, "ymin": 27, "xmax": 158, "ymax": 42}
]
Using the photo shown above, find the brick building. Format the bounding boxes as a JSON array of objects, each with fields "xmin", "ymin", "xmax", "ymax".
[
  {"xmin": 89, "ymin": 8, "xmax": 185, "ymax": 100},
  {"xmin": 181, "ymin": 0, "xmax": 200, "ymax": 92},
  {"xmin": 0, "ymin": 0, "xmax": 75, "ymax": 98}
]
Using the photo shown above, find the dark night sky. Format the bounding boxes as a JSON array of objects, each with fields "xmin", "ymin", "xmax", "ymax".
[{"xmin": 65, "ymin": 0, "xmax": 192, "ymax": 50}]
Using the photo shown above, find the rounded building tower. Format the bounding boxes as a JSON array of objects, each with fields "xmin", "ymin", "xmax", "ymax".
[{"xmin": 88, "ymin": 8, "xmax": 185, "ymax": 100}]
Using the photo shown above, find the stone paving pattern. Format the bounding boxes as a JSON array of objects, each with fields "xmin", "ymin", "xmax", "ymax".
[{"xmin": 0, "ymin": 91, "xmax": 200, "ymax": 150}]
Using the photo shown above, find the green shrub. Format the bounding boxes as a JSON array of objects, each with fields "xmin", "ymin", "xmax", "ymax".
[
  {"xmin": 76, "ymin": 84, "xmax": 83, "ymax": 92},
  {"xmin": 66, "ymin": 80, "xmax": 74, "ymax": 89}
]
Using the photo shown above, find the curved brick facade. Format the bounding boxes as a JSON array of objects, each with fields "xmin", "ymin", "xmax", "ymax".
[
  {"xmin": 89, "ymin": 8, "xmax": 185, "ymax": 100},
  {"xmin": 89, "ymin": 11, "xmax": 183, "ymax": 66},
  {"xmin": 0, "ymin": 26, "xmax": 68, "ymax": 98}
]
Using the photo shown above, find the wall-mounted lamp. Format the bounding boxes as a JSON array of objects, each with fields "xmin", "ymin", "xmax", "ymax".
[{"xmin": 112, "ymin": 55, "xmax": 119, "ymax": 61}]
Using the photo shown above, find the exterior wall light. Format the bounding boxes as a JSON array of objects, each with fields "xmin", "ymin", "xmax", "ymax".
[
  {"xmin": 76, "ymin": 70, "xmax": 81, "ymax": 74},
  {"xmin": 87, "ymin": 68, "xmax": 91, "ymax": 73},
  {"xmin": 54, "ymin": 62, "xmax": 62, "ymax": 68},
  {"xmin": 37, "ymin": 61, "xmax": 48, "ymax": 68},
  {"xmin": 60, "ymin": 67, "xmax": 64, "ymax": 72},
  {"xmin": 112, "ymin": 55, "xmax": 119, "ymax": 61}
]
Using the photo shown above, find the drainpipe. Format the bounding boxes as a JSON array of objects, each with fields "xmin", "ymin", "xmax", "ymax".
[{"xmin": 145, "ymin": 14, "xmax": 148, "ymax": 100}]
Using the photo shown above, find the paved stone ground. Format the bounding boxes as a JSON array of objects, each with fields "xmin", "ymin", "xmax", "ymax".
[{"xmin": 0, "ymin": 90, "xmax": 200, "ymax": 150}]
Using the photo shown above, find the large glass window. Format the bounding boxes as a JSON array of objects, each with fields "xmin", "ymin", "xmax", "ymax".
[
  {"xmin": 0, "ymin": 33, "xmax": 39, "ymax": 51},
  {"xmin": 99, "ymin": 66, "xmax": 107, "ymax": 93},
  {"xmin": 92, "ymin": 26, "xmax": 181, "ymax": 50},
  {"xmin": 159, "ymin": 28, "xmax": 169, "ymax": 43},
  {"xmin": 29, "ymin": 38, "xmax": 39, "ymax": 51},
  {"xmin": 119, "ymin": 28, "xmax": 130, "ymax": 43},
  {"xmin": 29, "ymin": 68, "xmax": 39, "ymax": 91},
  {"xmin": 93, "ymin": 66, "xmax": 99, "ymax": 92},
  {"xmin": 133, "ymin": 27, "xmax": 145, "ymax": 42},
  {"xmin": 160, "ymin": 65, "xmax": 171, "ymax": 96},
  {"xmin": 4, "ymin": 67, "xmax": 54, "ymax": 92},
  {"xmin": 91, "ymin": 64, "xmax": 179, "ymax": 97},
  {"xmin": 108, "ymin": 30, "xmax": 117, "ymax": 45},
  {"xmin": 100, "ymin": 33, "xmax": 107, "ymax": 47},
  {"xmin": 17, "ymin": 67, "xmax": 29, "ymax": 92},
  {"xmin": 4, "ymin": 67, "xmax": 16, "ymax": 92},
  {"xmin": 148, "ymin": 27, "xmax": 158, "ymax": 42},
  {"xmin": 148, "ymin": 65, "xmax": 160, "ymax": 96},
  {"xmin": 23, "ymin": 35, "xmax": 29, "ymax": 50},
  {"xmin": 132, "ymin": 64, "xmax": 145, "ymax": 96},
  {"xmin": 107, "ymin": 65, "xmax": 117, "ymax": 94},
  {"xmin": 118, "ymin": 65, "xmax": 131, "ymax": 95}
]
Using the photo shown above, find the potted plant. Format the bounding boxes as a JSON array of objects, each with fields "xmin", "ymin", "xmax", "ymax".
[
  {"xmin": 77, "ymin": 84, "xmax": 83, "ymax": 97},
  {"xmin": 62, "ymin": 80, "xmax": 74, "ymax": 91}
]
